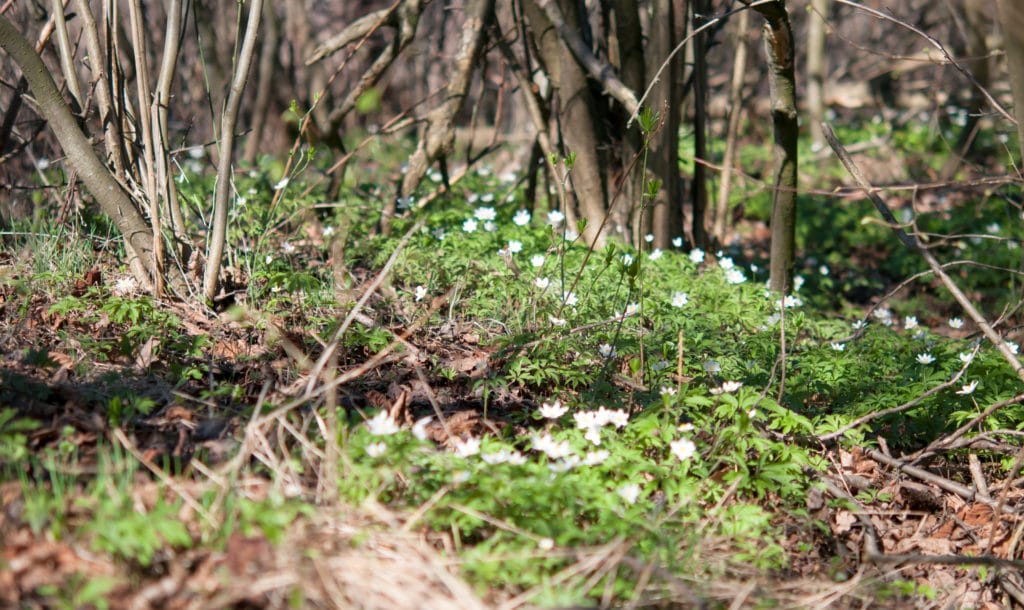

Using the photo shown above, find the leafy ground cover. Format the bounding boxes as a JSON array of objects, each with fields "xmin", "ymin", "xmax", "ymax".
[{"xmin": 2, "ymin": 119, "xmax": 1024, "ymax": 608}]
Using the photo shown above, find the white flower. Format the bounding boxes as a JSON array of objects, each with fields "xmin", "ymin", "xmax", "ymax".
[
  {"xmin": 987, "ymin": 222, "xmax": 1001, "ymax": 234},
  {"xmin": 565, "ymin": 229, "xmax": 579, "ymax": 241},
  {"xmin": 779, "ymin": 295, "xmax": 803, "ymax": 308},
  {"xmin": 474, "ymin": 206, "xmax": 497, "ymax": 221},
  {"xmin": 644, "ymin": 233, "xmax": 655, "ymax": 243},
  {"xmin": 366, "ymin": 411, "xmax": 400, "ymax": 436},
  {"xmin": 677, "ymin": 423, "xmax": 694, "ymax": 432},
  {"xmin": 538, "ymin": 538, "xmax": 555, "ymax": 550},
  {"xmin": 670, "ymin": 438, "xmax": 697, "ymax": 462},
  {"xmin": 237, "ymin": 196, "xmax": 247, "ymax": 207},
  {"xmin": 513, "ymin": 209, "xmax": 531, "ymax": 226},
  {"xmin": 462, "ymin": 218, "xmax": 478, "ymax": 232},
  {"xmin": 671, "ymin": 292, "xmax": 689, "ymax": 308},
  {"xmin": 396, "ymin": 196, "xmax": 413, "ymax": 210},
  {"xmin": 414, "ymin": 285, "xmax": 428, "ymax": 302},
  {"xmin": 793, "ymin": 276, "xmax": 805, "ymax": 291},
  {"xmin": 604, "ymin": 408, "xmax": 629, "ymax": 428},
  {"xmin": 481, "ymin": 449, "xmax": 526, "ymax": 465},
  {"xmin": 431, "ymin": 227, "xmax": 446, "ymax": 240},
  {"xmin": 819, "ymin": 265, "xmax": 830, "ymax": 276},
  {"xmin": 672, "ymin": 237, "xmax": 684, "ymax": 248},
  {"xmin": 651, "ymin": 360, "xmax": 670, "ymax": 372},
  {"xmin": 322, "ymin": 225, "xmax": 334, "ymax": 237},
  {"xmin": 547, "ymin": 210, "xmax": 565, "ymax": 226},
  {"xmin": 265, "ymin": 254, "xmax": 274, "ymax": 265},
  {"xmin": 282, "ymin": 241, "xmax": 296, "ymax": 253},
  {"xmin": 583, "ymin": 427, "xmax": 602, "ymax": 446},
  {"xmin": 530, "ymin": 254, "xmax": 545, "ymax": 268},
  {"xmin": 453, "ymin": 437, "xmax": 481, "ymax": 458},
  {"xmin": 534, "ymin": 277, "xmax": 551, "ymax": 290},
  {"xmin": 959, "ymin": 351, "xmax": 974, "ymax": 364},
  {"xmin": 539, "ymin": 399, "xmax": 569, "ymax": 419},
  {"xmin": 34, "ymin": 157, "xmax": 51, "ymax": 170},
  {"xmin": 703, "ymin": 360, "xmax": 721, "ymax": 373},
  {"xmin": 365, "ymin": 442, "xmax": 387, "ymax": 458},
  {"xmin": 710, "ymin": 381, "xmax": 743, "ymax": 395},
  {"xmin": 548, "ymin": 316, "xmax": 567, "ymax": 327},
  {"xmin": 411, "ymin": 416, "xmax": 432, "ymax": 441},
  {"xmin": 1008, "ymin": 341, "xmax": 1020, "ymax": 355},
  {"xmin": 506, "ymin": 451, "xmax": 527, "ymax": 465},
  {"xmin": 830, "ymin": 342, "xmax": 845, "ymax": 352},
  {"xmin": 617, "ymin": 483, "xmax": 641, "ymax": 504},
  {"xmin": 481, "ymin": 450, "xmax": 512, "ymax": 465},
  {"xmin": 624, "ymin": 303, "xmax": 640, "ymax": 316},
  {"xmin": 725, "ymin": 268, "xmax": 747, "ymax": 284},
  {"xmin": 582, "ymin": 450, "xmax": 609, "ymax": 466},
  {"xmin": 428, "ymin": 170, "xmax": 443, "ymax": 183},
  {"xmin": 273, "ymin": 177, "xmax": 289, "ymax": 190},
  {"xmin": 689, "ymin": 248, "xmax": 705, "ymax": 263},
  {"xmin": 747, "ymin": 408, "xmax": 758, "ymax": 418},
  {"xmin": 916, "ymin": 353, "xmax": 936, "ymax": 364},
  {"xmin": 956, "ymin": 380, "xmax": 978, "ymax": 395},
  {"xmin": 532, "ymin": 433, "xmax": 573, "ymax": 459},
  {"xmin": 508, "ymin": 240, "xmax": 523, "ymax": 254},
  {"xmin": 484, "ymin": 220, "xmax": 497, "ymax": 232},
  {"xmin": 660, "ymin": 386, "xmax": 677, "ymax": 396},
  {"xmin": 598, "ymin": 343, "xmax": 616, "ymax": 358},
  {"xmin": 904, "ymin": 316, "xmax": 919, "ymax": 331},
  {"xmin": 649, "ymin": 248, "xmax": 663, "ymax": 261},
  {"xmin": 452, "ymin": 471, "xmax": 470, "ymax": 483},
  {"xmin": 621, "ymin": 253, "xmax": 634, "ymax": 266},
  {"xmin": 719, "ymin": 256, "xmax": 735, "ymax": 270},
  {"xmin": 111, "ymin": 276, "xmax": 139, "ymax": 297},
  {"xmin": 563, "ymin": 292, "xmax": 578, "ymax": 307},
  {"xmin": 480, "ymin": 192, "xmax": 495, "ymax": 203},
  {"xmin": 949, "ymin": 318, "xmax": 964, "ymax": 329},
  {"xmin": 852, "ymin": 320, "xmax": 867, "ymax": 330}
]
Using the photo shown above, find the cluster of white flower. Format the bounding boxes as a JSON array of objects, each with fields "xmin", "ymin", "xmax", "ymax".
[
  {"xmin": 709, "ymin": 381, "xmax": 743, "ymax": 395},
  {"xmin": 573, "ymin": 407, "xmax": 629, "ymax": 446}
]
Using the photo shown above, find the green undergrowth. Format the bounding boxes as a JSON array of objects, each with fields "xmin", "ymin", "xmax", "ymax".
[{"xmin": 3, "ymin": 116, "xmax": 1024, "ymax": 606}]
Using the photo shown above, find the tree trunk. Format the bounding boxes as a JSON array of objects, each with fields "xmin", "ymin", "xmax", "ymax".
[
  {"xmin": 644, "ymin": 0, "xmax": 683, "ymax": 250},
  {"xmin": 806, "ymin": 0, "xmax": 828, "ymax": 152},
  {"xmin": 745, "ymin": 0, "xmax": 798, "ymax": 293},
  {"xmin": 524, "ymin": 0, "xmax": 610, "ymax": 247}
]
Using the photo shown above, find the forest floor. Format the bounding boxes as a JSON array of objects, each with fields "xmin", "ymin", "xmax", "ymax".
[{"xmin": 3, "ymin": 125, "xmax": 1024, "ymax": 607}]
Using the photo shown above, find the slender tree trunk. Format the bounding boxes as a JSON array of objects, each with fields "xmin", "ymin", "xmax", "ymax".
[
  {"xmin": 524, "ymin": 0, "xmax": 609, "ymax": 247},
  {"xmin": 998, "ymin": 0, "xmax": 1024, "ymax": 162},
  {"xmin": 714, "ymin": 9, "xmax": 749, "ymax": 244},
  {"xmin": 689, "ymin": 0, "xmax": 709, "ymax": 250},
  {"xmin": 644, "ymin": 0, "xmax": 682, "ymax": 250},
  {"xmin": 203, "ymin": 0, "xmax": 263, "ymax": 302},
  {"xmin": 806, "ymin": 0, "xmax": 828, "ymax": 152},
  {"xmin": 744, "ymin": 0, "xmax": 797, "ymax": 293}
]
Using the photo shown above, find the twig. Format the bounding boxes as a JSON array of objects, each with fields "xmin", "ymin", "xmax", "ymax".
[{"xmin": 866, "ymin": 447, "xmax": 1017, "ymax": 513}]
